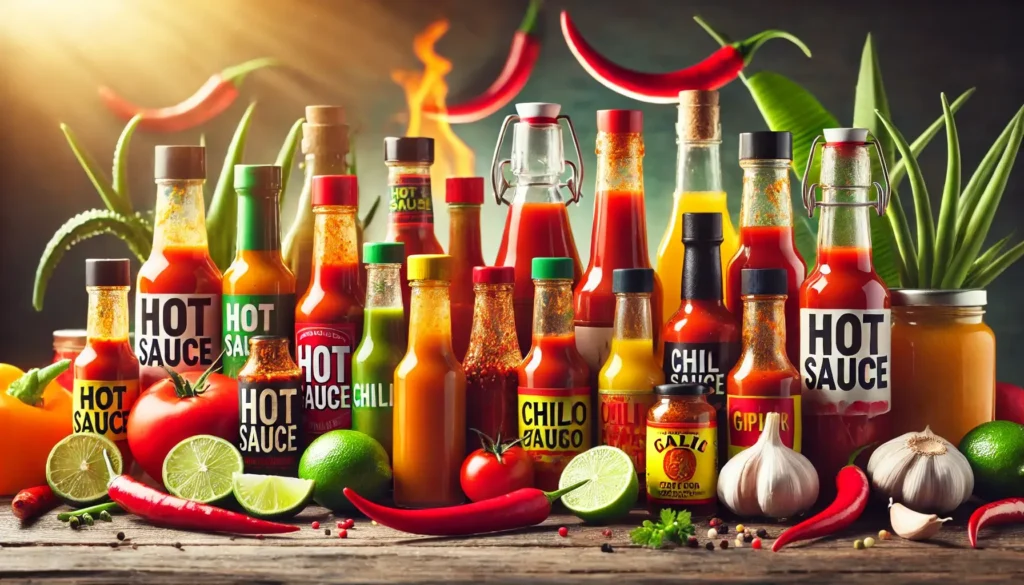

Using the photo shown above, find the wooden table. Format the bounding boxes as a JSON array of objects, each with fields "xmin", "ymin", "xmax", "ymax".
[{"xmin": 2, "ymin": 501, "xmax": 1022, "ymax": 583}]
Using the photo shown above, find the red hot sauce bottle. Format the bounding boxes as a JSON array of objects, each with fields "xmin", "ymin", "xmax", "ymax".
[{"xmin": 446, "ymin": 177, "xmax": 487, "ymax": 362}]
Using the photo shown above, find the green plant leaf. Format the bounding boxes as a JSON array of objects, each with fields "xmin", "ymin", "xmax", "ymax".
[
  {"xmin": 853, "ymin": 34, "xmax": 893, "ymax": 168},
  {"xmin": 886, "ymin": 189, "xmax": 918, "ymax": 286},
  {"xmin": 275, "ymin": 117, "xmax": 304, "ymax": 214},
  {"xmin": 111, "ymin": 114, "xmax": 142, "ymax": 212},
  {"xmin": 965, "ymin": 239, "xmax": 1024, "ymax": 289},
  {"xmin": 889, "ymin": 88, "xmax": 975, "ymax": 192},
  {"xmin": 931, "ymin": 94, "xmax": 961, "ymax": 287},
  {"xmin": 794, "ymin": 213, "xmax": 818, "ymax": 273},
  {"xmin": 966, "ymin": 232, "xmax": 1012, "ymax": 282},
  {"xmin": 360, "ymin": 195, "xmax": 381, "ymax": 230},
  {"xmin": 205, "ymin": 102, "xmax": 257, "ymax": 272},
  {"xmin": 33, "ymin": 209, "xmax": 149, "ymax": 311},
  {"xmin": 61, "ymin": 123, "xmax": 132, "ymax": 218}
]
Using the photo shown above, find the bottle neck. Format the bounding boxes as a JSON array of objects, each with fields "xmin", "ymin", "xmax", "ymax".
[
  {"xmin": 409, "ymin": 280, "xmax": 453, "ymax": 349},
  {"xmin": 239, "ymin": 337, "xmax": 297, "ymax": 378},
  {"xmin": 510, "ymin": 122, "xmax": 566, "ymax": 204},
  {"xmin": 675, "ymin": 140, "xmax": 722, "ymax": 195},
  {"xmin": 312, "ymin": 205, "xmax": 359, "ymax": 291},
  {"xmin": 387, "ymin": 162, "xmax": 434, "ymax": 224},
  {"xmin": 595, "ymin": 132, "xmax": 643, "ymax": 194},
  {"xmin": 87, "ymin": 286, "xmax": 130, "ymax": 341},
  {"xmin": 468, "ymin": 283, "xmax": 520, "ymax": 358},
  {"xmin": 532, "ymin": 279, "xmax": 575, "ymax": 337},
  {"xmin": 152, "ymin": 179, "xmax": 209, "ymax": 250},
  {"xmin": 306, "ymin": 152, "xmax": 349, "ymax": 178},
  {"xmin": 740, "ymin": 294, "xmax": 790, "ymax": 370},
  {"xmin": 613, "ymin": 293, "xmax": 653, "ymax": 341},
  {"xmin": 448, "ymin": 204, "xmax": 482, "ymax": 259},
  {"xmin": 818, "ymin": 142, "xmax": 874, "ymax": 256},
  {"xmin": 739, "ymin": 160, "xmax": 792, "ymax": 227},
  {"xmin": 682, "ymin": 241, "xmax": 723, "ymax": 301},
  {"xmin": 235, "ymin": 189, "xmax": 282, "ymax": 252},
  {"xmin": 364, "ymin": 264, "xmax": 403, "ymax": 310}
]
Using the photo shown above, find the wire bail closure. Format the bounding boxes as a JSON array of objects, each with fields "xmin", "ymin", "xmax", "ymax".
[
  {"xmin": 489, "ymin": 113, "xmax": 585, "ymax": 207},
  {"xmin": 801, "ymin": 135, "xmax": 891, "ymax": 218}
]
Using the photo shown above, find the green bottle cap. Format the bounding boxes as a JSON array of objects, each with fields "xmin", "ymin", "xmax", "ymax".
[
  {"xmin": 531, "ymin": 257, "xmax": 574, "ymax": 280},
  {"xmin": 234, "ymin": 164, "xmax": 281, "ymax": 191},
  {"xmin": 364, "ymin": 242, "xmax": 406, "ymax": 265}
]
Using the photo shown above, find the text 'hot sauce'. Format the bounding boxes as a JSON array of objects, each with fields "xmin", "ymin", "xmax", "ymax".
[
  {"xmin": 135, "ymin": 146, "xmax": 222, "ymax": 372},
  {"xmin": 518, "ymin": 257, "xmax": 591, "ymax": 491},
  {"xmin": 238, "ymin": 336, "xmax": 303, "ymax": 476},
  {"xmin": 446, "ymin": 177, "xmax": 486, "ymax": 361},
  {"xmin": 646, "ymin": 383, "xmax": 717, "ymax": 518},
  {"xmin": 74, "ymin": 259, "xmax": 140, "ymax": 466},
  {"xmin": 295, "ymin": 175, "xmax": 364, "ymax": 443}
]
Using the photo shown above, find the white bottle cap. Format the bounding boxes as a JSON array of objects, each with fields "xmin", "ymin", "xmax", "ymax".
[
  {"xmin": 823, "ymin": 128, "xmax": 869, "ymax": 143},
  {"xmin": 516, "ymin": 102, "xmax": 561, "ymax": 120}
]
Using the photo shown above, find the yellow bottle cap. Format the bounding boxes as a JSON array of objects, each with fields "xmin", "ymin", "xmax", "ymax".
[{"xmin": 407, "ymin": 254, "xmax": 451, "ymax": 281}]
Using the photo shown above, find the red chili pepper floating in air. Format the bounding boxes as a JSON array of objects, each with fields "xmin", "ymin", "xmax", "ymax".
[
  {"xmin": 560, "ymin": 12, "xmax": 810, "ymax": 104},
  {"xmin": 98, "ymin": 57, "xmax": 278, "ymax": 133},
  {"xmin": 343, "ymin": 480, "xmax": 586, "ymax": 536},
  {"xmin": 425, "ymin": 0, "xmax": 543, "ymax": 124},
  {"xmin": 11, "ymin": 485, "xmax": 60, "ymax": 522},
  {"xmin": 968, "ymin": 497, "xmax": 1024, "ymax": 548}
]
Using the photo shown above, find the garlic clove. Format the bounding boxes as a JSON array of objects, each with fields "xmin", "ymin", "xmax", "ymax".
[{"xmin": 888, "ymin": 498, "xmax": 952, "ymax": 541}]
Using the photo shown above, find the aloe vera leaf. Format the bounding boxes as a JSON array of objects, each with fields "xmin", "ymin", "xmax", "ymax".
[
  {"xmin": 943, "ymin": 110, "xmax": 1024, "ymax": 288},
  {"xmin": 33, "ymin": 209, "xmax": 149, "ymax": 311},
  {"xmin": 205, "ymin": 102, "xmax": 257, "ymax": 272},
  {"xmin": 931, "ymin": 94, "xmax": 962, "ymax": 287},
  {"xmin": 889, "ymin": 88, "xmax": 975, "ymax": 192},
  {"xmin": 61, "ymin": 124, "xmax": 131, "ymax": 217},
  {"xmin": 965, "ymin": 239, "xmax": 1024, "ymax": 289},
  {"xmin": 275, "ymin": 118, "xmax": 304, "ymax": 214},
  {"xmin": 885, "ymin": 189, "xmax": 919, "ymax": 287},
  {"xmin": 360, "ymin": 195, "xmax": 381, "ymax": 230},
  {"xmin": 853, "ymin": 34, "xmax": 894, "ymax": 168},
  {"xmin": 111, "ymin": 114, "xmax": 142, "ymax": 212},
  {"xmin": 966, "ymin": 232, "xmax": 1012, "ymax": 282}
]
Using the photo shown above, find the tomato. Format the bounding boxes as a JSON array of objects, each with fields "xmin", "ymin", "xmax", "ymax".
[
  {"xmin": 127, "ymin": 367, "xmax": 238, "ymax": 485},
  {"xmin": 459, "ymin": 432, "xmax": 535, "ymax": 502}
]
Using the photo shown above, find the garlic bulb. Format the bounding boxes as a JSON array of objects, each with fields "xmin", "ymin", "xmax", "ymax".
[
  {"xmin": 866, "ymin": 426, "xmax": 973, "ymax": 513},
  {"xmin": 889, "ymin": 498, "xmax": 952, "ymax": 541},
  {"xmin": 717, "ymin": 412, "xmax": 819, "ymax": 518}
]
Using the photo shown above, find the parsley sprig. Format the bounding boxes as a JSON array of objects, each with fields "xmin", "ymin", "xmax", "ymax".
[{"xmin": 629, "ymin": 509, "xmax": 695, "ymax": 549}]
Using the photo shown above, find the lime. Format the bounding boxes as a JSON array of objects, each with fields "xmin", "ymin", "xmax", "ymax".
[
  {"xmin": 162, "ymin": 435, "xmax": 244, "ymax": 503},
  {"xmin": 959, "ymin": 420, "xmax": 1024, "ymax": 500},
  {"xmin": 232, "ymin": 473, "xmax": 314, "ymax": 519},
  {"xmin": 557, "ymin": 446, "xmax": 638, "ymax": 523},
  {"xmin": 298, "ymin": 430, "xmax": 391, "ymax": 511},
  {"xmin": 46, "ymin": 433, "xmax": 123, "ymax": 506}
]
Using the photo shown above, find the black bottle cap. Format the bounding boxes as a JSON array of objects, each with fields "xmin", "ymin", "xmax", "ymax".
[
  {"xmin": 85, "ymin": 259, "xmax": 130, "ymax": 287},
  {"xmin": 613, "ymin": 268, "xmax": 654, "ymax": 294},
  {"xmin": 741, "ymin": 268, "xmax": 789, "ymax": 296},
  {"xmin": 682, "ymin": 212, "xmax": 723, "ymax": 243},
  {"xmin": 384, "ymin": 137, "xmax": 434, "ymax": 163},
  {"xmin": 154, "ymin": 145, "xmax": 206, "ymax": 180},
  {"xmin": 655, "ymin": 383, "xmax": 710, "ymax": 397},
  {"xmin": 739, "ymin": 131, "xmax": 793, "ymax": 161}
]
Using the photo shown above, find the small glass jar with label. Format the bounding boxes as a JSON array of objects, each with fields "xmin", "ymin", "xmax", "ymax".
[
  {"xmin": 238, "ymin": 335, "xmax": 303, "ymax": 476},
  {"xmin": 645, "ymin": 383, "xmax": 717, "ymax": 518}
]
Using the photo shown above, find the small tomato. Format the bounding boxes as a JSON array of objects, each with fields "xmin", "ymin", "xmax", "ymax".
[{"xmin": 460, "ymin": 430, "xmax": 535, "ymax": 502}]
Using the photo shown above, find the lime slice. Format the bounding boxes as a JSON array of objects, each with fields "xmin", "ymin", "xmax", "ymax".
[
  {"xmin": 162, "ymin": 435, "xmax": 244, "ymax": 503},
  {"xmin": 558, "ymin": 446, "xmax": 639, "ymax": 523},
  {"xmin": 46, "ymin": 433, "xmax": 123, "ymax": 506},
  {"xmin": 232, "ymin": 472, "xmax": 315, "ymax": 519}
]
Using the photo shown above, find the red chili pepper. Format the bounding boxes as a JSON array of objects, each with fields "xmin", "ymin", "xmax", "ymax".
[
  {"xmin": 968, "ymin": 497, "xmax": 1024, "ymax": 548},
  {"xmin": 11, "ymin": 485, "xmax": 60, "ymax": 522},
  {"xmin": 342, "ymin": 480, "xmax": 586, "ymax": 536},
  {"xmin": 560, "ymin": 12, "xmax": 810, "ymax": 104},
  {"xmin": 424, "ymin": 0, "xmax": 543, "ymax": 124},
  {"xmin": 101, "ymin": 451, "xmax": 297, "ymax": 535},
  {"xmin": 98, "ymin": 58, "xmax": 278, "ymax": 133}
]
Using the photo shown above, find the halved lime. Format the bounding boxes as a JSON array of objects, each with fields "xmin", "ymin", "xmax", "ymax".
[
  {"xmin": 558, "ymin": 446, "xmax": 639, "ymax": 523},
  {"xmin": 46, "ymin": 433, "xmax": 123, "ymax": 506},
  {"xmin": 232, "ymin": 472, "xmax": 315, "ymax": 519},
  {"xmin": 162, "ymin": 435, "xmax": 244, "ymax": 503}
]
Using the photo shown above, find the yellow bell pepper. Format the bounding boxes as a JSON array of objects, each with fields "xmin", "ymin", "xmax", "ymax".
[{"xmin": 0, "ymin": 360, "xmax": 73, "ymax": 496}]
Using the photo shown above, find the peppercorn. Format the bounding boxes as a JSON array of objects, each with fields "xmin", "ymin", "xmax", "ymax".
[
  {"xmin": 337, "ymin": 521, "xmax": 345, "ymax": 529},
  {"xmin": 600, "ymin": 543, "xmax": 614, "ymax": 553},
  {"xmin": 709, "ymin": 518, "xmax": 722, "ymax": 528},
  {"xmin": 735, "ymin": 524, "xmax": 745, "ymax": 533},
  {"xmin": 83, "ymin": 513, "xmax": 95, "ymax": 526},
  {"xmin": 751, "ymin": 537, "xmax": 763, "ymax": 550},
  {"xmin": 705, "ymin": 542, "xmax": 714, "ymax": 551},
  {"xmin": 733, "ymin": 537, "xmax": 743, "ymax": 548},
  {"xmin": 707, "ymin": 528, "xmax": 718, "ymax": 539},
  {"xmin": 338, "ymin": 529, "xmax": 348, "ymax": 539},
  {"xmin": 69, "ymin": 516, "xmax": 80, "ymax": 529},
  {"xmin": 601, "ymin": 529, "xmax": 612, "ymax": 538},
  {"xmin": 325, "ymin": 529, "xmax": 331, "ymax": 536},
  {"xmin": 756, "ymin": 528, "xmax": 769, "ymax": 539},
  {"xmin": 99, "ymin": 510, "xmax": 112, "ymax": 522},
  {"xmin": 878, "ymin": 529, "xmax": 892, "ymax": 540},
  {"xmin": 558, "ymin": 526, "xmax": 569, "ymax": 538},
  {"xmin": 311, "ymin": 521, "xmax": 320, "ymax": 530},
  {"xmin": 719, "ymin": 539, "xmax": 729, "ymax": 549},
  {"xmin": 116, "ymin": 531, "xmax": 125, "ymax": 541},
  {"xmin": 343, "ymin": 519, "xmax": 355, "ymax": 529},
  {"xmin": 864, "ymin": 537, "xmax": 876, "ymax": 548},
  {"xmin": 686, "ymin": 535, "xmax": 699, "ymax": 548},
  {"xmin": 854, "ymin": 539, "xmax": 864, "ymax": 550},
  {"xmin": 371, "ymin": 520, "xmax": 378, "ymax": 526},
  {"xmin": 743, "ymin": 533, "xmax": 754, "ymax": 543},
  {"xmin": 718, "ymin": 524, "xmax": 729, "ymax": 535},
  {"xmin": 173, "ymin": 542, "xmax": 183, "ymax": 550}
]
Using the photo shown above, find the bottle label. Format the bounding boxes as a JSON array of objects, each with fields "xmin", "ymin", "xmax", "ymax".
[
  {"xmin": 296, "ymin": 323, "xmax": 357, "ymax": 440},
  {"xmin": 389, "ymin": 176, "xmax": 433, "ymax": 225},
  {"xmin": 135, "ymin": 293, "xmax": 220, "ymax": 372},
  {"xmin": 72, "ymin": 379, "xmax": 140, "ymax": 441},
  {"xmin": 800, "ymin": 309, "xmax": 891, "ymax": 416},
  {"xmin": 222, "ymin": 294, "xmax": 296, "ymax": 378},
  {"xmin": 353, "ymin": 381, "xmax": 394, "ymax": 410},
  {"xmin": 726, "ymin": 395, "xmax": 802, "ymax": 457},
  {"xmin": 238, "ymin": 379, "xmax": 302, "ymax": 475},
  {"xmin": 518, "ymin": 387, "xmax": 591, "ymax": 459},
  {"xmin": 662, "ymin": 341, "xmax": 740, "ymax": 408},
  {"xmin": 646, "ymin": 420, "xmax": 718, "ymax": 506},
  {"xmin": 598, "ymin": 391, "xmax": 655, "ymax": 484},
  {"xmin": 575, "ymin": 326, "xmax": 614, "ymax": 377}
]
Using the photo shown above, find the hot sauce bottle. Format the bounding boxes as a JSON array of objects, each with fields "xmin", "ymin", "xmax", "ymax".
[
  {"xmin": 645, "ymin": 383, "xmax": 717, "ymax": 517},
  {"xmin": 727, "ymin": 268, "xmax": 802, "ymax": 459},
  {"xmin": 597, "ymin": 268, "xmax": 663, "ymax": 492},
  {"xmin": 222, "ymin": 165, "xmax": 296, "ymax": 378},
  {"xmin": 463, "ymin": 266, "xmax": 522, "ymax": 451},
  {"xmin": 393, "ymin": 255, "xmax": 467, "ymax": 507},
  {"xmin": 725, "ymin": 132, "xmax": 806, "ymax": 366},
  {"xmin": 662, "ymin": 212, "xmax": 739, "ymax": 466},
  {"xmin": 446, "ymin": 177, "xmax": 486, "ymax": 361},
  {"xmin": 237, "ymin": 336, "xmax": 303, "ymax": 476},
  {"xmin": 74, "ymin": 259, "xmax": 140, "ymax": 466},
  {"xmin": 800, "ymin": 128, "xmax": 892, "ymax": 494},
  {"xmin": 295, "ymin": 175, "xmax": 364, "ymax": 444},
  {"xmin": 576, "ymin": 110, "xmax": 663, "ymax": 380},
  {"xmin": 518, "ymin": 257, "xmax": 591, "ymax": 491},
  {"xmin": 491, "ymin": 103, "xmax": 585, "ymax": 357},
  {"xmin": 135, "ymin": 146, "xmax": 222, "ymax": 373}
]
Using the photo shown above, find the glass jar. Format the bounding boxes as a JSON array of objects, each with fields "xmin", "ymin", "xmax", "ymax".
[
  {"xmin": 52, "ymin": 329, "xmax": 87, "ymax": 392},
  {"xmin": 891, "ymin": 289, "xmax": 995, "ymax": 444}
]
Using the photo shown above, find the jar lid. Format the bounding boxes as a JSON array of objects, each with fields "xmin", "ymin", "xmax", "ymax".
[
  {"xmin": 891, "ymin": 289, "xmax": 987, "ymax": 307},
  {"xmin": 364, "ymin": 242, "xmax": 405, "ymax": 265},
  {"xmin": 473, "ymin": 266, "xmax": 515, "ymax": 284},
  {"xmin": 446, "ymin": 177, "xmax": 484, "ymax": 204},
  {"xmin": 612, "ymin": 268, "xmax": 654, "ymax": 294},
  {"xmin": 53, "ymin": 329, "xmax": 88, "ymax": 345},
  {"xmin": 86, "ymin": 259, "xmax": 130, "ymax": 287},
  {"xmin": 532, "ymin": 257, "xmax": 574, "ymax": 280},
  {"xmin": 741, "ymin": 268, "xmax": 788, "ymax": 296},
  {"xmin": 408, "ymin": 254, "xmax": 451, "ymax": 281},
  {"xmin": 597, "ymin": 109, "xmax": 642, "ymax": 133},
  {"xmin": 655, "ymin": 383, "xmax": 709, "ymax": 396},
  {"xmin": 234, "ymin": 164, "xmax": 281, "ymax": 191},
  {"xmin": 682, "ymin": 212, "xmax": 723, "ymax": 243},
  {"xmin": 313, "ymin": 175, "xmax": 358, "ymax": 206},
  {"xmin": 384, "ymin": 137, "xmax": 434, "ymax": 163},
  {"xmin": 154, "ymin": 145, "xmax": 206, "ymax": 180},
  {"xmin": 823, "ymin": 128, "xmax": 869, "ymax": 144},
  {"xmin": 739, "ymin": 131, "xmax": 792, "ymax": 160}
]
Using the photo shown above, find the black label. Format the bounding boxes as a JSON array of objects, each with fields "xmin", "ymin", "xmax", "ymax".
[{"xmin": 238, "ymin": 379, "xmax": 302, "ymax": 475}]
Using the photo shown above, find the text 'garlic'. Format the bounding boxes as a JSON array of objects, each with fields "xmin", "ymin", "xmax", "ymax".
[
  {"xmin": 717, "ymin": 412, "xmax": 818, "ymax": 518},
  {"xmin": 866, "ymin": 427, "xmax": 974, "ymax": 514}
]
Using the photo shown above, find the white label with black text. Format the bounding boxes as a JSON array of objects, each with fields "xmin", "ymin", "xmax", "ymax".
[{"xmin": 135, "ymin": 293, "xmax": 221, "ymax": 372}]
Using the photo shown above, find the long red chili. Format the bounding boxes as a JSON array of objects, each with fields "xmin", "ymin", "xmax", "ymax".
[
  {"xmin": 98, "ymin": 57, "xmax": 278, "ymax": 133},
  {"xmin": 11, "ymin": 485, "xmax": 60, "ymax": 522},
  {"xmin": 968, "ymin": 497, "xmax": 1024, "ymax": 548},
  {"xmin": 425, "ymin": 0, "xmax": 542, "ymax": 124},
  {"xmin": 560, "ymin": 12, "xmax": 810, "ymax": 104},
  {"xmin": 343, "ymin": 480, "xmax": 586, "ymax": 536},
  {"xmin": 102, "ymin": 451, "xmax": 297, "ymax": 535}
]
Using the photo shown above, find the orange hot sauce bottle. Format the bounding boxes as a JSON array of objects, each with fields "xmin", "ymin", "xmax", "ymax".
[{"xmin": 446, "ymin": 177, "xmax": 486, "ymax": 361}]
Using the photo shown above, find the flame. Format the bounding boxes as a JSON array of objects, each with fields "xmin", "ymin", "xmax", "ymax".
[{"xmin": 392, "ymin": 20, "xmax": 475, "ymax": 200}]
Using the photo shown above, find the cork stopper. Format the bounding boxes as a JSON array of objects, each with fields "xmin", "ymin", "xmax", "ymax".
[
  {"xmin": 676, "ymin": 90, "xmax": 720, "ymax": 142},
  {"xmin": 302, "ymin": 105, "xmax": 350, "ymax": 156}
]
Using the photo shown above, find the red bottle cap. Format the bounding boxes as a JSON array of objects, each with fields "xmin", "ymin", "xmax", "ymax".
[
  {"xmin": 446, "ymin": 177, "xmax": 484, "ymax": 205},
  {"xmin": 312, "ymin": 175, "xmax": 358, "ymax": 206},
  {"xmin": 597, "ymin": 109, "xmax": 642, "ymax": 133},
  {"xmin": 473, "ymin": 266, "xmax": 515, "ymax": 284}
]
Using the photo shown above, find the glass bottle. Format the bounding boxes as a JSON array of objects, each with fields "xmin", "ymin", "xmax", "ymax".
[
  {"xmin": 393, "ymin": 254, "xmax": 466, "ymax": 507},
  {"xmin": 446, "ymin": 177, "xmax": 486, "ymax": 361},
  {"xmin": 656, "ymin": 90, "xmax": 738, "ymax": 325},
  {"xmin": 237, "ymin": 336, "xmax": 303, "ymax": 476},
  {"xmin": 135, "ymin": 145, "xmax": 222, "ymax": 373},
  {"xmin": 295, "ymin": 175, "xmax": 364, "ymax": 444},
  {"xmin": 222, "ymin": 165, "xmax": 296, "ymax": 378}
]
